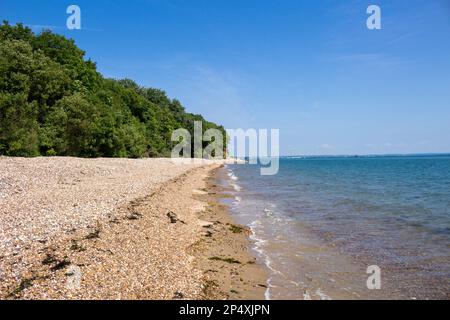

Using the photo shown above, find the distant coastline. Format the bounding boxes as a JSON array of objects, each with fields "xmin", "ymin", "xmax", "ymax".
[{"xmin": 280, "ymin": 153, "xmax": 450, "ymax": 159}]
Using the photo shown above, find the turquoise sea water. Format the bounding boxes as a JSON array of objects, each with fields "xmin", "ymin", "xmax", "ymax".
[{"xmin": 224, "ymin": 155, "xmax": 450, "ymax": 299}]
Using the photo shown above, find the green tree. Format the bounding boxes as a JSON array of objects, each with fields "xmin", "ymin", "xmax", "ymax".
[
  {"xmin": 0, "ymin": 22, "xmax": 227, "ymax": 158},
  {"xmin": 0, "ymin": 93, "xmax": 39, "ymax": 156}
]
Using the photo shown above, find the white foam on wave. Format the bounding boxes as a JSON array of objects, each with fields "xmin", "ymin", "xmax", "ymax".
[
  {"xmin": 226, "ymin": 169, "xmax": 242, "ymax": 191},
  {"xmin": 263, "ymin": 207, "xmax": 287, "ymax": 224},
  {"xmin": 248, "ymin": 219, "xmax": 288, "ymax": 300},
  {"xmin": 231, "ymin": 182, "xmax": 241, "ymax": 191},
  {"xmin": 303, "ymin": 291, "xmax": 312, "ymax": 300},
  {"xmin": 303, "ymin": 288, "xmax": 332, "ymax": 300},
  {"xmin": 228, "ymin": 172, "xmax": 238, "ymax": 181},
  {"xmin": 316, "ymin": 288, "xmax": 332, "ymax": 300},
  {"xmin": 224, "ymin": 169, "xmax": 284, "ymax": 300}
]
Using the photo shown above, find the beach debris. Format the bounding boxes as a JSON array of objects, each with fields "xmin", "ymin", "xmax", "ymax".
[
  {"xmin": 42, "ymin": 253, "xmax": 58, "ymax": 265},
  {"xmin": 84, "ymin": 228, "xmax": 100, "ymax": 240},
  {"xmin": 198, "ymin": 220, "xmax": 214, "ymax": 228},
  {"xmin": 172, "ymin": 291, "xmax": 184, "ymax": 300},
  {"xmin": 202, "ymin": 280, "xmax": 219, "ymax": 297},
  {"xmin": 209, "ymin": 256, "xmax": 241, "ymax": 264},
  {"xmin": 6, "ymin": 274, "xmax": 51, "ymax": 299},
  {"xmin": 42, "ymin": 253, "xmax": 71, "ymax": 271},
  {"xmin": 205, "ymin": 231, "xmax": 213, "ymax": 238},
  {"xmin": 126, "ymin": 210, "xmax": 143, "ymax": 220},
  {"xmin": 70, "ymin": 240, "xmax": 85, "ymax": 252},
  {"xmin": 7, "ymin": 277, "xmax": 36, "ymax": 298},
  {"xmin": 109, "ymin": 217, "xmax": 120, "ymax": 224},
  {"xmin": 50, "ymin": 259, "xmax": 71, "ymax": 271},
  {"xmin": 206, "ymin": 269, "xmax": 218, "ymax": 273},
  {"xmin": 228, "ymin": 224, "xmax": 245, "ymax": 234},
  {"xmin": 167, "ymin": 211, "xmax": 185, "ymax": 224}
]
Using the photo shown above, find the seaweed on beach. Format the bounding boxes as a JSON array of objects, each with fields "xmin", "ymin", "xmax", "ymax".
[
  {"xmin": 70, "ymin": 240, "xmax": 86, "ymax": 252},
  {"xmin": 41, "ymin": 253, "xmax": 57, "ymax": 265},
  {"xmin": 229, "ymin": 224, "xmax": 245, "ymax": 234},
  {"xmin": 85, "ymin": 229, "xmax": 100, "ymax": 240},
  {"xmin": 205, "ymin": 231, "xmax": 213, "ymax": 237},
  {"xmin": 50, "ymin": 260, "xmax": 71, "ymax": 271},
  {"xmin": 42, "ymin": 253, "xmax": 71, "ymax": 271},
  {"xmin": 209, "ymin": 256, "xmax": 241, "ymax": 264},
  {"xmin": 7, "ymin": 277, "xmax": 36, "ymax": 298},
  {"xmin": 109, "ymin": 217, "xmax": 121, "ymax": 225},
  {"xmin": 167, "ymin": 211, "xmax": 186, "ymax": 224},
  {"xmin": 172, "ymin": 292, "xmax": 184, "ymax": 300},
  {"xmin": 202, "ymin": 279, "xmax": 219, "ymax": 297},
  {"xmin": 126, "ymin": 211, "xmax": 143, "ymax": 220},
  {"xmin": 7, "ymin": 275, "xmax": 49, "ymax": 299}
]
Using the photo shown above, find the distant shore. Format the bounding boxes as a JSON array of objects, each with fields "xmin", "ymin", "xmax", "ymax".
[{"xmin": 0, "ymin": 157, "xmax": 265, "ymax": 299}]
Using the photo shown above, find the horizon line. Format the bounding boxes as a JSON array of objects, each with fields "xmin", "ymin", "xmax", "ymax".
[{"xmin": 278, "ymin": 152, "xmax": 450, "ymax": 158}]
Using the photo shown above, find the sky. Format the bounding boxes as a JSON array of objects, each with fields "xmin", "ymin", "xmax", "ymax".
[{"xmin": 1, "ymin": 0, "xmax": 450, "ymax": 156}]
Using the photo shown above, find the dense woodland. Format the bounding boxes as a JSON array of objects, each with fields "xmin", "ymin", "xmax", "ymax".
[{"xmin": 0, "ymin": 22, "xmax": 226, "ymax": 158}]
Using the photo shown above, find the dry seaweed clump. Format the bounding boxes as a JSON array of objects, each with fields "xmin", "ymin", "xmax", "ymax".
[{"xmin": 209, "ymin": 256, "xmax": 242, "ymax": 264}]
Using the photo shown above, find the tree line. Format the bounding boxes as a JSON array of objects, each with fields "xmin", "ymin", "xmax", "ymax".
[{"xmin": 0, "ymin": 22, "xmax": 226, "ymax": 158}]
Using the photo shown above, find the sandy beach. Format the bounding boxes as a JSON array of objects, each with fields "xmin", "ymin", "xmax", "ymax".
[{"xmin": 0, "ymin": 157, "xmax": 265, "ymax": 299}]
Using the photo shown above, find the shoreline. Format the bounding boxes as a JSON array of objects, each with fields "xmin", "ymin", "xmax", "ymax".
[
  {"xmin": 0, "ymin": 157, "xmax": 266, "ymax": 299},
  {"xmin": 190, "ymin": 167, "xmax": 267, "ymax": 300}
]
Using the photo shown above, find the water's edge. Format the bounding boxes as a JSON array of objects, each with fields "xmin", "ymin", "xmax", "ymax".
[{"xmin": 219, "ymin": 157, "xmax": 450, "ymax": 300}]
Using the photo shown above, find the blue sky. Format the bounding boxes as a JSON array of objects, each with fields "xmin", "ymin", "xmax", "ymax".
[{"xmin": 1, "ymin": 0, "xmax": 449, "ymax": 155}]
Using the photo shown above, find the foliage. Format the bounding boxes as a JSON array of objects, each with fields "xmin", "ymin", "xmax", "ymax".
[{"xmin": 0, "ymin": 21, "xmax": 226, "ymax": 158}]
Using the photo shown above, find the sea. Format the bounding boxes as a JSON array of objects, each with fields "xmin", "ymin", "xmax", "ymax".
[{"xmin": 220, "ymin": 155, "xmax": 450, "ymax": 300}]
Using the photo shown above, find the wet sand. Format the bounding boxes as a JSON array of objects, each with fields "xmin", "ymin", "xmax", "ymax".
[{"xmin": 189, "ymin": 168, "xmax": 267, "ymax": 299}]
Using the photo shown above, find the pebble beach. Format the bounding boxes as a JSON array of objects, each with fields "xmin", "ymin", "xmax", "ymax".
[{"xmin": 0, "ymin": 157, "xmax": 265, "ymax": 299}]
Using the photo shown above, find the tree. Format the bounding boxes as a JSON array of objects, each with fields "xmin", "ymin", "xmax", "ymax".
[
  {"xmin": 0, "ymin": 22, "xmax": 227, "ymax": 158},
  {"xmin": 0, "ymin": 93, "xmax": 39, "ymax": 156}
]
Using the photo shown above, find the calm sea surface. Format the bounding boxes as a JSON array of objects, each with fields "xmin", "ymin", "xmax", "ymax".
[{"xmin": 222, "ymin": 155, "xmax": 450, "ymax": 300}]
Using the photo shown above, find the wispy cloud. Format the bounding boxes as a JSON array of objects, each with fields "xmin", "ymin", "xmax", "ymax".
[
  {"xmin": 25, "ymin": 24, "xmax": 64, "ymax": 30},
  {"xmin": 24, "ymin": 24, "xmax": 103, "ymax": 32},
  {"xmin": 325, "ymin": 52, "xmax": 409, "ymax": 70},
  {"xmin": 385, "ymin": 31, "xmax": 421, "ymax": 46},
  {"xmin": 332, "ymin": 53, "xmax": 384, "ymax": 63}
]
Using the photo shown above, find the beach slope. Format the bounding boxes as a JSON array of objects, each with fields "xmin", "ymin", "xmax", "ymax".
[{"xmin": 0, "ymin": 157, "xmax": 265, "ymax": 299}]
